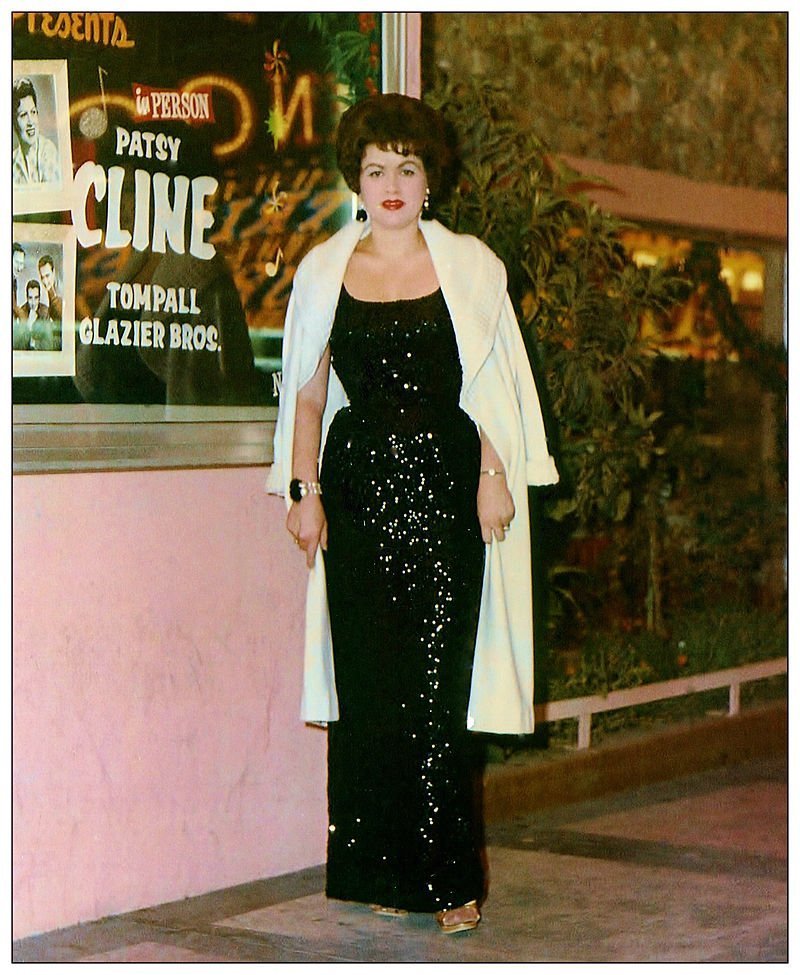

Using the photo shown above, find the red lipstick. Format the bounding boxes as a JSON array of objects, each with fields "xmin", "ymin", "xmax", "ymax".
[{"xmin": 381, "ymin": 199, "xmax": 404, "ymax": 210}]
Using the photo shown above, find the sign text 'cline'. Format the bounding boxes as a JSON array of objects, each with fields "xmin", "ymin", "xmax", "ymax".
[{"xmin": 72, "ymin": 126, "xmax": 218, "ymax": 260}]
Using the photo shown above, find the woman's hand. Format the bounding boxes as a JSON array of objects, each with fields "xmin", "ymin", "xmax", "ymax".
[
  {"xmin": 287, "ymin": 495, "xmax": 328, "ymax": 568},
  {"xmin": 477, "ymin": 472, "xmax": 515, "ymax": 543}
]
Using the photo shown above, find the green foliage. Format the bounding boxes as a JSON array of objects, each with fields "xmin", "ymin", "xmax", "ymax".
[
  {"xmin": 551, "ymin": 634, "xmax": 656, "ymax": 699},
  {"xmin": 427, "ymin": 76, "xmax": 689, "ymax": 537},
  {"xmin": 551, "ymin": 604, "xmax": 786, "ymax": 701},
  {"xmin": 426, "ymin": 56, "xmax": 786, "ymax": 753},
  {"xmin": 540, "ymin": 604, "xmax": 787, "ymax": 745},
  {"xmin": 668, "ymin": 604, "xmax": 787, "ymax": 674},
  {"xmin": 306, "ymin": 12, "xmax": 380, "ymax": 103},
  {"xmin": 663, "ymin": 474, "xmax": 787, "ymax": 611},
  {"xmin": 427, "ymin": 73, "xmax": 786, "ymax": 645}
]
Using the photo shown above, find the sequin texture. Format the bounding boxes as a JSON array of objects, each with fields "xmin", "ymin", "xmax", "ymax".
[{"xmin": 321, "ymin": 287, "xmax": 485, "ymax": 913}]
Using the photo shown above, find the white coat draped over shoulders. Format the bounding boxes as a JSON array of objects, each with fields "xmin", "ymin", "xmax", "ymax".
[{"xmin": 267, "ymin": 217, "xmax": 559, "ymax": 734}]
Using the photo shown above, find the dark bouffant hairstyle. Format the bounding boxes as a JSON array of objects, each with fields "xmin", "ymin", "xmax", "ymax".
[
  {"xmin": 336, "ymin": 94, "xmax": 456, "ymax": 207},
  {"xmin": 13, "ymin": 77, "xmax": 38, "ymax": 129}
]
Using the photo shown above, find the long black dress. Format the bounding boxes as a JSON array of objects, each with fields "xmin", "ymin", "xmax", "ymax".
[{"xmin": 320, "ymin": 286, "xmax": 486, "ymax": 913}]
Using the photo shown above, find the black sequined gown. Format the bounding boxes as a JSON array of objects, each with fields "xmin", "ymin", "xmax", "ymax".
[{"xmin": 320, "ymin": 286, "xmax": 486, "ymax": 913}]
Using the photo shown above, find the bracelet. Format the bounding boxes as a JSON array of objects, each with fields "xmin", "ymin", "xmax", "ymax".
[
  {"xmin": 480, "ymin": 468, "xmax": 505, "ymax": 477},
  {"xmin": 289, "ymin": 478, "xmax": 323, "ymax": 502}
]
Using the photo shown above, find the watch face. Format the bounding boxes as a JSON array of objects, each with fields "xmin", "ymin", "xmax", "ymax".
[{"xmin": 289, "ymin": 478, "xmax": 303, "ymax": 502}]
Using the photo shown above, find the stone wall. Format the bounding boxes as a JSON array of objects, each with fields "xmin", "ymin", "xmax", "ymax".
[{"xmin": 425, "ymin": 13, "xmax": 786, "ymax": 193}]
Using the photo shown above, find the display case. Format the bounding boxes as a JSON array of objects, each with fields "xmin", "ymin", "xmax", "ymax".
[{"xmin": 12, "ymin": 12, "xmax": 417, "ymax": 472}]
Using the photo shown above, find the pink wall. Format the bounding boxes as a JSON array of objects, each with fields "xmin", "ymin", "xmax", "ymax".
[{"xmin": 13, "ymin": 466, "xmax": 327, "ymax": 939}]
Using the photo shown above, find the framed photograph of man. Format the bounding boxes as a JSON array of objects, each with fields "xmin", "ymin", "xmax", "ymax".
[
  {"xmin": 13, "ymin": 223, "xmax": 76, "ymax": 377},
  {"xmin": 13, "ymin": 59, "xmax": 73, "ymax": 215}
]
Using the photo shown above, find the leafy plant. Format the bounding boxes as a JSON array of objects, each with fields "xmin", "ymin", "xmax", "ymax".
[
  {"xmin": 427, "ymin": 75, "xmax": 689, "ymax": 630},
  {"xmin": 428, "ymin": 74, "xmax": 787, "ymax": 640},
  {"xmin": 307, "ymin": 13, "xmax": 380, "ymax": 103},
  {"xmin": 667, "ymin": 604, "xmax": 787, "ymax": 674},
  {"xmin": 424, "ymin": 67, "xmax": 786, "ymax": 758}
]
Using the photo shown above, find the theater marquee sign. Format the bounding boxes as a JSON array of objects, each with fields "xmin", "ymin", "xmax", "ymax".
[{"xmin": 12, "ymin": 11, "xmax": 382, "ymax": 413}]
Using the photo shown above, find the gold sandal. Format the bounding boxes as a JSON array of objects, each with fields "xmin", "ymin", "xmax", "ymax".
[
  {"xmin": 435, "ymin": 900, "xmax": 481, "ymax": 933},
  {"xmin": 370, "ymin": 904, "xmax": 408, "ymax": 917}
]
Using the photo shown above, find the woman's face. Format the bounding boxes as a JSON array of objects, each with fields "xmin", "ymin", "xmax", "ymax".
[
  {"xmin": 358, "ymin": 143, "xmax": 427, "ymax": 230},
  {"xmin": 15, "ymin": 95, "xmax": 40, "ymax": 147}
]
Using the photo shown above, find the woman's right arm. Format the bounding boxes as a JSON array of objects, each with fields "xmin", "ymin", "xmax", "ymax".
[{"xmin": 286, "ymin": 345, "xmax": 331, "ymax": 568}]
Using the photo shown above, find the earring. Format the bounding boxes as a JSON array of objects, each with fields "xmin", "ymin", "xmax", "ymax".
[
  {"xmin": 356, "ymin": 199, "xmax": 367, "ymax": 222},
  {"xmin": 421, "ymin": 186, "xmax": 433, "ymax": 220}
]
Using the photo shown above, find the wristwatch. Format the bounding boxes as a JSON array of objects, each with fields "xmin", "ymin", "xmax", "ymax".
[{"xmin": 289, "ymin": 478, "xmax": 323, "ymax": 502}]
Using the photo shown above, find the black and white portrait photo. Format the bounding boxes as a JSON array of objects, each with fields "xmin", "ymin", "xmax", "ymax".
[
  {"xmin": 13, "ymin": 223, "xmax": 76, "ymax": 377},
  {"xmin": 12, "ymin": 59, "xmax": 74, "ymax": 215}
]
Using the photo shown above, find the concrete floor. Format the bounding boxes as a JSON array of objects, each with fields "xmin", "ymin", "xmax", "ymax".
[{"xmin": 14, "ymin": 750, "xmax": 786, "ymax": 964}]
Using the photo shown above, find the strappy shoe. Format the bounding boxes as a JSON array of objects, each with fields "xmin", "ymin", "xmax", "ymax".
[
  {"xmin": 435, "ymin": 900, "xmax": 481, "ymax": 933},
  {"xmin": 370, "ymin": 904, "xmax": 408, "ymax": 917}
]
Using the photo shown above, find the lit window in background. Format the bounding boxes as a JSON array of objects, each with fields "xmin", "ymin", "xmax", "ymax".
[{"xmin": 620, "ymin": 230, "xmax": 765, "ymax": 361}]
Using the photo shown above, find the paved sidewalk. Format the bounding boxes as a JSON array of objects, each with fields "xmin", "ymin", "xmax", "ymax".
[{"xmin": 14, "ymin": 752, "xmax": 787, "ymax": 964}]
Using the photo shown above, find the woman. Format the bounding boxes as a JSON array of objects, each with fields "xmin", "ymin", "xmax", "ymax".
[
  {"xmin": 12, "ymin": 77, "xmax": 60, "ymax": 185},
  {"xmin": 268, "ymin": 94, "xmax": 558, "ymax": 932}
]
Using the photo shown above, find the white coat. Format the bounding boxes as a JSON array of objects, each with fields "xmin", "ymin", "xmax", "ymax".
[{"xmin": 267, "ymin": 217, "xmax": 559, "ymax": 734}]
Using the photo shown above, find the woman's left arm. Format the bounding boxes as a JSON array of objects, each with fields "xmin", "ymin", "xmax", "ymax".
[{"xmin": 477, "ymin": 429, "xmax": 515, "ymax": 543}]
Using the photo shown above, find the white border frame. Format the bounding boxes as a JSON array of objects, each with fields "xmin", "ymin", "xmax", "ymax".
[
  {"xmin": 13, "ymin": 59, "xmax": 74, "ymax": 216},
  {"xmin": 13, "ymin": 222, "xmax": 77, "ymax": 377}
]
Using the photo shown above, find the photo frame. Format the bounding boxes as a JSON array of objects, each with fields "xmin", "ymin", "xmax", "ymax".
[
  {"xmin": 13, "ymin": 222, "xmax": 77, "ymax": 377},
  {"xmin": 13, "ymin": 58, "xmax": 74, "ymax": 215}
]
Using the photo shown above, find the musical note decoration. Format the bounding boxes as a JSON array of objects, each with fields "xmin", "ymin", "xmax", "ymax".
[{"xmin": 265, "ymin": 246, "xmax": 284, "ymax": 277}]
